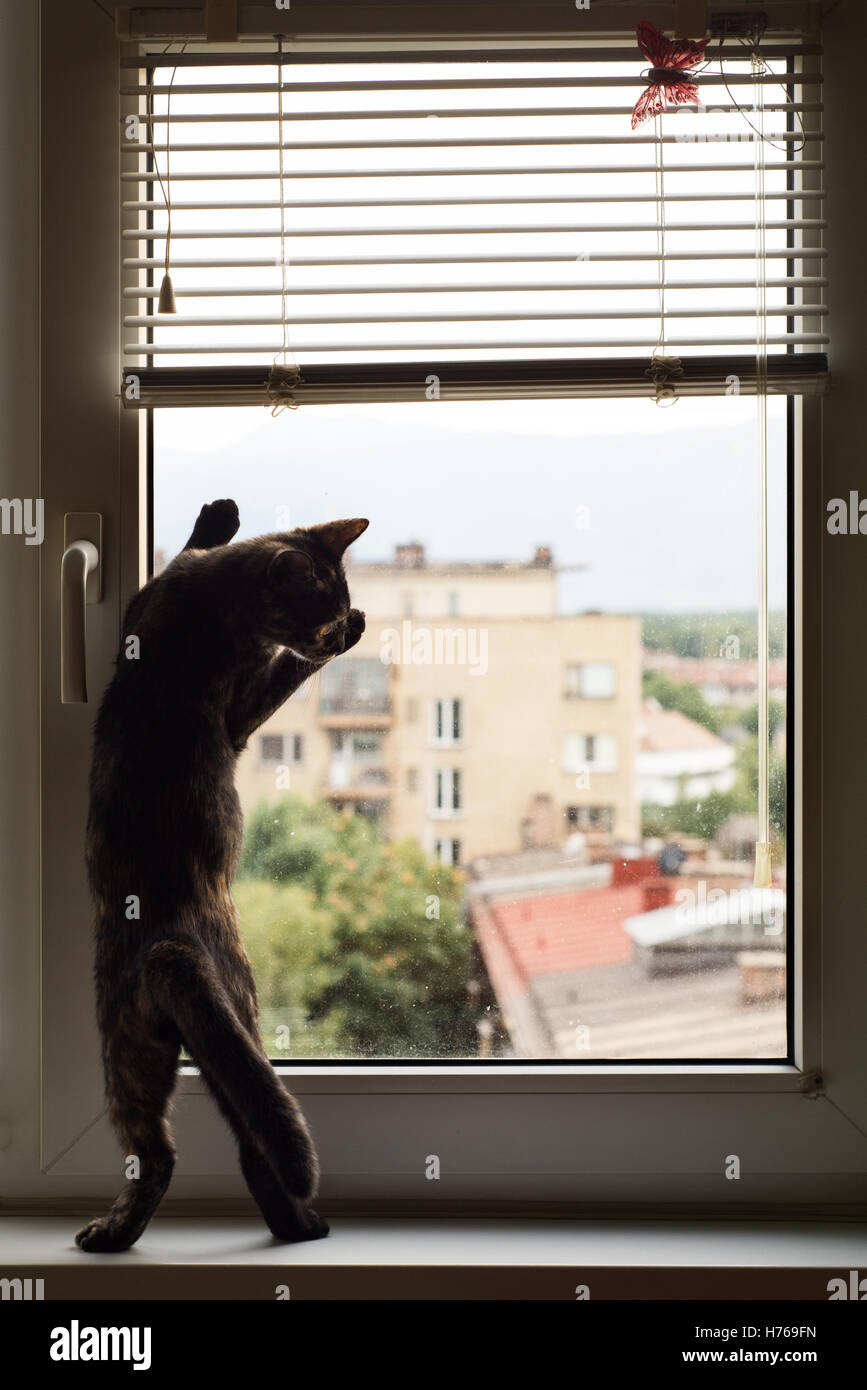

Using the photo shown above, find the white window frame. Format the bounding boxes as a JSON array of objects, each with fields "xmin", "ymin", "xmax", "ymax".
[
  {"xmin": 430, "ymin": 697, "xmax": 464, "ymax": 747},
  {"xmin": 565, "ymin": 661, "xmax": 618, "ymax": 700},
  {"xmin": 258, "ymin": 733, "xmax": 303, "ymax": 768},
  {"xmin": 434, "ymin": 837, "xmax": 462, "ymax": 868},
  {"xmin": 563, "ymin": 732, "xmax": 619, "ymax": 775},
  {"xmin": 431, "ymin": 766, "xmax": 463, "ymax": 818},
  {"xmin": 4, "ymin": 4, "xmax": 865, "ymax": 1217}
]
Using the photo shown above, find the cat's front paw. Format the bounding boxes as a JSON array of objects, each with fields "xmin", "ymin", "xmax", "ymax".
[
  {"xmin": 192, "ymin": 498, "xmax": 240, "ymax": 548},
  {"xmin": 343, "ymin": 608, "xmax": 366, "ymax": 652}
]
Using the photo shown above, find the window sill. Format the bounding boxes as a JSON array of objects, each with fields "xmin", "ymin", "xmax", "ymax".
[{"xmin": 2, "ymin": 1216, "xmax": 865, "ymax": 1300}]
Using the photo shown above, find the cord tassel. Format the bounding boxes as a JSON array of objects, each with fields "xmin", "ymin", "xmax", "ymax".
[{"xmin": 156, "ymin": 273, "xmax": 176, "ymax": 314}]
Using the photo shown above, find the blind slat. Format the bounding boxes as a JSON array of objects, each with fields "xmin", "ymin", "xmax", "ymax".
[
  {"xmin": 121, "ymin": 161, "xmax": 825, "ymax": 180},
  {"xmin": 126, "ymin": 134, "xmax": 818, "ymax": 151},
  {"xmin": 125, "ymin": 307, "xmax": 828, "ymax": 328},
  {"xmin": 126, "ymin": 250, "xmax": 828, "ymax": 267},
  {"xmin": 125, "ymin": 335, "xmax": 829, "ymax": 356},
  {"xmin": 122, "ymin": 46, "xmax": 823, "ymax": 68},
  {"xmin": 123, "ymin": 220, "xmax": 826, "ymax": 239},
  {"xmin": 123, "ymin": 278, "xmax": 828, "ymax": 298},
  {"xmin": 125, "ymin": 192, "xmax": 825, "ymax": 212},
  {"xmin": 126, "ymin": 77, "xmax": 817, "ymax": 96}
]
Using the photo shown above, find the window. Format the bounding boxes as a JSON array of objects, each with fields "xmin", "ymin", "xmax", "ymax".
[
  {"xmin": 259, "ymin": 735, "xmax": 283, "ymax": 765},
  {"xmin": 432, "ymin": 698, "xmax": 463, "ymax": 745},
  {"xmin": 566, "ymin": 805, "xmax": 614, "ymax": 833},
  {"xmin": 433, "ymin": 767, "xmax": 463, "ymax": 816},
  {"xmin": 565, "ymin": 662, "xmax": 617, "ymax": 699},
  {"xmin": 32, "ymin": 6, "xmax": 867, "ymax": 1226},
  {"xmin": 435, "ymin": 837, "xmax": 462, "ymax": 867},
  {"xmin": 259, "ymin": 733, "xmax": 303, "ymax": 766},
  {"xmin": 319, "ymin": 658, "xmax": 390, "ymax": 715},
  {"xmin": 563, "ymin": 732, "xmax": 619, "ymax": 775}
]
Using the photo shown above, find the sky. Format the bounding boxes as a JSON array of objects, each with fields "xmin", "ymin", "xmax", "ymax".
[{"xmin": 154, "ymin": 392, "xmax": 788, "ymax": 614}]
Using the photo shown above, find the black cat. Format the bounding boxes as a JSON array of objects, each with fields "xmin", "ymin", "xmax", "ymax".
[{"xmin": 76, "ymin": 500, "xmax": 367, "ymax": 1251}]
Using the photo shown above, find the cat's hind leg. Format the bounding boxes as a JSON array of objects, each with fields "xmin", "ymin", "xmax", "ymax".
[
  {"xmin": 142, "ymin": 937, "xmax": 327, "ymax": 1241},
  {"xmin": 239, "ymin": 1141, "xmax": 329, "ymax": 1242},
  {"xmin": 75, "ymin": 1033, "xmax": 179, "ymax": 1253}
]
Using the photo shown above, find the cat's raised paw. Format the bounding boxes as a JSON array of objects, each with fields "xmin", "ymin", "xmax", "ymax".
[
  {"xmin": 192, "ymin": 498, "xmax": 241, "ymax": 548},
  {"xmin": 343, "ymin": 608, "xmax": 366, "ymax": 652}
]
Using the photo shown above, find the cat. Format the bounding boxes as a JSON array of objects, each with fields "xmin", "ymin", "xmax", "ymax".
[{"xmin": 75, "ymin": 499, "xmax": 368, "ymax": 1252}]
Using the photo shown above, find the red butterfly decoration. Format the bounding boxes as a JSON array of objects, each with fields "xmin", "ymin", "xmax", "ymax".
[{"xmin": 631, "ymin": 22, "xmax": 708, "ymax": 130}]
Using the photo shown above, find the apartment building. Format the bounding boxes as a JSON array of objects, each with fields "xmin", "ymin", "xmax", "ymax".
[{"xmin": 235, "ymin": 544, "xmax": 642, "ymax": 863}]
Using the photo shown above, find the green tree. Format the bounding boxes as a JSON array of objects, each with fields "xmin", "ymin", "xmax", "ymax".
[
  {"xmin": 640, "ymin": 611, "xmax": 786, "ymax": 660},
  {"xmin": 641, "ymin": 788, "xmax": 740, "ymax": 841},
  {"xmin": 238, "ymin": 795, "xmax": 478, "ymax": 1059},
  {"xmin": 642, "ymin": 669, "xmax": 723, "ymax": 734}
]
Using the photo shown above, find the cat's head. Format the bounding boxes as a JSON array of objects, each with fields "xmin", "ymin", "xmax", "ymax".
[{"xmin": 258, "ymin": 517, "xmax": 369, "ymax": 658}]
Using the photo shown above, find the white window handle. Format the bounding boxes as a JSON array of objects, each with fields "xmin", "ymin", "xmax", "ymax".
[{"xmin": 61, "ymin": 539, "xmax": 99, "ymax": 704}]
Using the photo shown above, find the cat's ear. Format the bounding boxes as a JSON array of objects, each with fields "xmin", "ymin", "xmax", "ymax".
[
  {"xmin": 268, "ymin": 548, "xmax": 315, "ymax": 584},
  {"xmin": 308, "ymin": 517, "xmax": 369, "ymax": 558}
]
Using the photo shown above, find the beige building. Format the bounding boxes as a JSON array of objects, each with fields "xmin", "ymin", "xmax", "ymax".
[{"xmin": 236, "ymin": 544, "xmax": 642, "ymax": 863}]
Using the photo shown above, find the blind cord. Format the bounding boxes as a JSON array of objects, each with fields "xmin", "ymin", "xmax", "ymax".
[
  {"xmin": 147, "ymin": 42, "xmax": 186, "ymax": 313},
  {"xmin": 267, "ymin": 34, "xmax": 302, "ymax": 415},
  {"xmin": 647, "ymin": 114, "xmax": 682, "ymax": 406},
  {"xmin": 753, "ymin": 51, "xmax": 773, "ymax": 891}
]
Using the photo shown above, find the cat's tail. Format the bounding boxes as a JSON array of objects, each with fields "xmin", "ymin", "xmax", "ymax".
[{"xmin": 142, "ymin": 937, "xmax": 319, "ymax": 1201}]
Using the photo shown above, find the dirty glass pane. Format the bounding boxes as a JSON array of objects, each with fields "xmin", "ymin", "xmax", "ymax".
[{"xmin": 154, "ymin": 393, "xmax": 788, "ymax": 1060}]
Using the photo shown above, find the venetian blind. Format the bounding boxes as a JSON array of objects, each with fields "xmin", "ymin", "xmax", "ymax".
[{"xmin": 119, "ymin": 36, "xmax": 826, "ymax": 407}]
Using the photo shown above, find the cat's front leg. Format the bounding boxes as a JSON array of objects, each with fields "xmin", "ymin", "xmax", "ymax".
[
  {"xmin": 228, "ymin": 612, "xmax": 365, "ymax": 744},
  {"xmin": 228, "ymin": 648, "xmax": 320, "ymax": 746}
]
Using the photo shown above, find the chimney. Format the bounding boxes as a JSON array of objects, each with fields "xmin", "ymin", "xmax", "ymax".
[
  {"xmin": 395, "ymin": 542, "xmax": 425, "ymax": 569},
  {"xmin": 532, "ymin": 545, "xmax": 553, "ymax": 567}
]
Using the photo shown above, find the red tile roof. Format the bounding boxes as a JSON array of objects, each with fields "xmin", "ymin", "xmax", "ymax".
[{"xmin": 474, "ymin": 883, "xmax": 643, "ymax": 982}]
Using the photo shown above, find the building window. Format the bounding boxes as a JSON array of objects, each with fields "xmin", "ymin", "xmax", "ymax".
[
  {"xmin": 320, "ymin": 657, "xmax": 390, "ymax": 715},
  {"xmin": 566, "ymin": 805, "xmax": 614, "ymax": 832},
  {"xmin": 432, "ymin": 697, "xmax": 463, "ymax": 745},
  {"xmin": 259, "ymin": 735, "xmax": 283, "ymax": 765},
  {"xmin": 435, "ymin": 837, "xmax": 462, "ymax": 866},
  {"xmin": 563, "ymin": 733, "xmax": 618, "ymax": 774},
  {"xmin": 433, "ymin": 767, "xmax": 462, "ymax": 815},
  {"xmin": 447, "ymin": 590, "xmax": 460, "ymax": 617},
  {"xmin": 407, "ymin": 767, "xmax": 418, "ymax": 794},
  {"xmin": 260, "ymin": 734, "xmax": 303, "ymax": 766},
  {"xmin": 564, "ymin": 662, "xmax": 617, "ymax": 699}
]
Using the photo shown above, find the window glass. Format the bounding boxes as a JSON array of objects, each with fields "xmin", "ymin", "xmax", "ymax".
[{"xmin": 155, "ymin": 395, "xmax": 788, "ymax": 1061}]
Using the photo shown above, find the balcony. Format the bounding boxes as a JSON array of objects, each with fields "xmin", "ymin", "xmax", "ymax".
[
  {"xmin": 318, "ymin": 657, "xmax": 391, "ymax": 728},
  {"xmin": 325, "ymin": 767, "xmax": 389, "ymax": 800}
]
